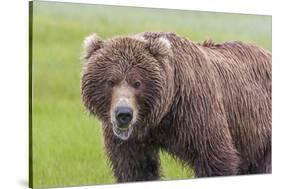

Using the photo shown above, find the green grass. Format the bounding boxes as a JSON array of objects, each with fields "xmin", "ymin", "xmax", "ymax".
[{"xmin": 31, "ymin": 1, "xmax": 271, "ymax": 188}]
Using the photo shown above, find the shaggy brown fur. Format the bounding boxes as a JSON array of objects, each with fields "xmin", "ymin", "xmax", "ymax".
[{"xmin": 81, "ymin": 32, "xmax": 271, "ymax": 182}]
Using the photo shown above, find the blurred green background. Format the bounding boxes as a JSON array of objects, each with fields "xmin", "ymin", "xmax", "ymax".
[{"xmin": 31, "ymin": 1, "xmax": 271, "ymax": 188}]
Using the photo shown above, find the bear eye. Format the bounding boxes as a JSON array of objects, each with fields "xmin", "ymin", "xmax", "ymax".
[
  {"xmin": 107, "ymin": 80, "xmax": 115, "ymax": 87},
  {"xmin": 133, "ymin": 81, "xmax": 141, "ymax": 89}
]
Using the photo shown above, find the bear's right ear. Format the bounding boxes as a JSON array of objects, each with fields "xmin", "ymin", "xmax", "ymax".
[{"xmin": 83, "ymin": 33, "xmax": 104, "ymax": 60}]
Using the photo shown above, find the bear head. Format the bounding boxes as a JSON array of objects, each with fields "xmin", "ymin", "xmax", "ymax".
[{"xmin": 81, "ymin": 33, "xmax": 174, "ymax": 140}]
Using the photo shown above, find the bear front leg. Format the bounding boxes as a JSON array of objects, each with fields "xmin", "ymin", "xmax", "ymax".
[
  {"xmin": 183, "ymin": 82, "xmax": 241, "ymax": 177},
  {"xmin": 192, "ymin": 141, "xmax": 240, "ymax": 177},
  {"xmin": 189, "ymin": 111, "xmax": 240, "ymax": 177},
  {"xmin": 103, "ymin": 129, "xmax": 161, "ymax": 182}
]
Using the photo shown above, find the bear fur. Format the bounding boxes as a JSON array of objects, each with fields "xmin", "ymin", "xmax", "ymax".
[{"xmin": 81, "ymin": 32, "xmax": 271, "ymax": 182}]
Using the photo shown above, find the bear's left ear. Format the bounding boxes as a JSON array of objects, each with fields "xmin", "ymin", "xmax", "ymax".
[
  {"xmin": 83, "ymin": 33, "xmax": 104, "ymax": 60},
  {"xmin": 147, "ymin": 37, "xmax": 172, "ymax": 63}
]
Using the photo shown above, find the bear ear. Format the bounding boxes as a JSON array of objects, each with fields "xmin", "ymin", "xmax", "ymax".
[
  {"xmin": 83, "ymin": 33, "xmax": 104, "ymax": 60},
  {"xmin": 147, "ymin": 37, "xmax": 172, "ymax": 63}
]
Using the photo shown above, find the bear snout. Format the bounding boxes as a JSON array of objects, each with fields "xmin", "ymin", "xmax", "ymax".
[{"xmin": 115, "ymin": 106, "xmax": 133, "ymax": 128}]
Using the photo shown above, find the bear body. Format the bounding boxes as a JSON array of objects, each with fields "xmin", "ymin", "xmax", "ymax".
[{"xmin": 81, "ymin": 32, "xmax": 271, "ymax": 182}]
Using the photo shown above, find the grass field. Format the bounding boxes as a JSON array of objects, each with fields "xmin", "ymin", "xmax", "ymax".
[{"xmin": 31, "ymin": 1, "xmax": 271, "ymax": 188}]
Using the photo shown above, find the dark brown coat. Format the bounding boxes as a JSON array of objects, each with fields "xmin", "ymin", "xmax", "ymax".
[{"xmin": 81, "ymin": 32, "xmax": 271, "ymax": 182}]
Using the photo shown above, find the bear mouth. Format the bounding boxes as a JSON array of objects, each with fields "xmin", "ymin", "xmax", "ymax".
[{"xmin": 112, "ymin": 125, "xmax": 133, "ymax": 140}]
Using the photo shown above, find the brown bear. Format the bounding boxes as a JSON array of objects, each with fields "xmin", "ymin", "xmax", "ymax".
[{"xmin": 81, "ymin": 32, "xmax": 271, "ymax": 182}]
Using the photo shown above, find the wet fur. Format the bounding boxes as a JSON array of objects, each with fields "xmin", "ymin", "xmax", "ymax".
[{"xmin": 81, "ymin": 32, "xmax": 271, "ymax": 182}]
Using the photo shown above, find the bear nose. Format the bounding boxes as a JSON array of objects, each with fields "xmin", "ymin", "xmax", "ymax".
[{"xmin": 115, "ymin": 107, "xmax": 133, "ymax": 127}]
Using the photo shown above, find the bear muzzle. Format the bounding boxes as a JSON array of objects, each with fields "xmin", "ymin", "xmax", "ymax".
[
  {"xmin": 115, "ymin": 106, "xmax": 133, "ymax": 128},
  {"xmin": 110, "ymin": 85, "xmax": 138, "ymax": 140},
  {"xmin": 111, "ymin": 105, "xmax": 135, "ymax": 140}
]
